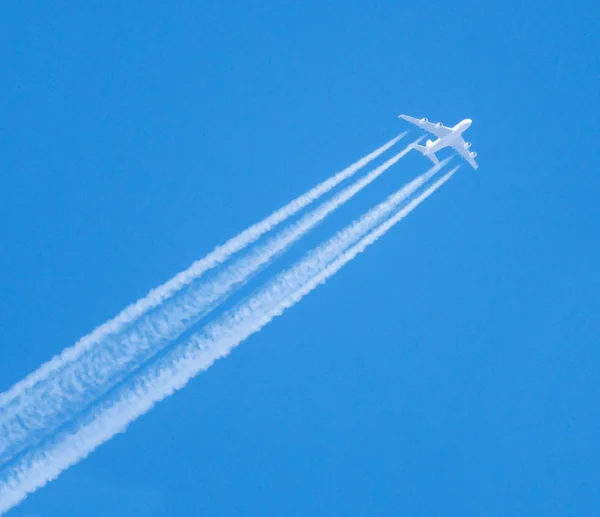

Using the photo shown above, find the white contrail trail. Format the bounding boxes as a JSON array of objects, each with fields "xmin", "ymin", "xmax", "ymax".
[
  {"xmin": 0, "ymin": 133, "xmax": 405, "ymax": 413},
  {"xmin": 0, "ymin": 140, "xmax": 421, "ymax": 465},
  {"xmin": 0, "ymin": 166, "xmax": 457, "ymax": 514}
]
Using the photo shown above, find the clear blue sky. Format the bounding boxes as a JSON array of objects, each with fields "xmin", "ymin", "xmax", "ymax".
[{"xmin": 1, "ymin": 1, "xmax": 599, "ymax": 515}]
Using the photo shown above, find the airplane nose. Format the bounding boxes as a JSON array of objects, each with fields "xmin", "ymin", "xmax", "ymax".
[{"xmin": 465, "ymin": 119, "xmax": 472, "ymax": 126}]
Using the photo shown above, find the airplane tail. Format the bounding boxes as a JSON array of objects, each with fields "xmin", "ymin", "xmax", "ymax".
[{"xmin": 413, "ymin": 144, "xmax": 439, "ymax": 165}]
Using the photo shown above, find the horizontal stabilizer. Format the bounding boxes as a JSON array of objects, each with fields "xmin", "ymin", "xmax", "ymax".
[{"xmin": 414, "ymin": 144, "xmax": 439, "ymax": 165}]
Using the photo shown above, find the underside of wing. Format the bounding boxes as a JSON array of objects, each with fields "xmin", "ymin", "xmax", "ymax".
[
  {"xmin": 399, "ymin": 114, "xmax": 452, "ymax": 138},
  {"xmin": 452, "ymin": 137, "xmax": 479, "ymax": 169}
]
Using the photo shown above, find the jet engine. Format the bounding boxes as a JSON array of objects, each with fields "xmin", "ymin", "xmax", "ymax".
[
  {"xmin": 464, "ymin": 142, "xmax": 472, "ymax": 149},
  {"xmin": 435, "ymin": 122, "xmax": 442, "ymax": 128},
  {"xmin": 470, "ymin": 151, "xmax": 477, "ymax": 158},
  {"xmin": 420, "ymin": 118, "xmax": 428, "ymax": 123}
]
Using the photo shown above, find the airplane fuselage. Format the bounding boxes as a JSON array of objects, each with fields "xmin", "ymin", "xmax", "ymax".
[{"xmin": 423, "ymin": 119, "xmax": 472, "ymax": 155}]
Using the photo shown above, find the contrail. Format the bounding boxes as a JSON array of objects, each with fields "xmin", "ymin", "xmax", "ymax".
[
  {"xmin": 0, "ymin": 166, "xmax": 457, "ymax": 514},
  {"xmin": 0, "ymin": 139, "xmax": 421, "ymax": 465},
  {"xmin": 0, "ymin": 133, "xmax": 405, "ymax": 414}
]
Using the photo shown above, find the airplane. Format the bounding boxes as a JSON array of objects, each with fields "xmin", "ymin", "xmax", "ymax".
[{"xmin": 399, "ymin": 114, "xmax": 478, "ymax": 169}]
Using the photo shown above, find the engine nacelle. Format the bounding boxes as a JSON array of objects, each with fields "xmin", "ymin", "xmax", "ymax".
[
  {"xmin": 470, "ymin": 151, "xmax": 477, "ymax": 158},
  {"xmin": 420, "ymin": 118, "xmax": 428, "ymax": 123},
  {"xmin": 464, "ymin": 142, "xmax": 472, "ymax": 149},
  {"xmin": 435, "ymin": 122, "xmax": 442, "ymax": 128}
]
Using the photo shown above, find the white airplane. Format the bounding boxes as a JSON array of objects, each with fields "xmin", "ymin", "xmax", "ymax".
[{"xmin": 399, "ymin": 114, "xmax": 478, "ymax": 169}]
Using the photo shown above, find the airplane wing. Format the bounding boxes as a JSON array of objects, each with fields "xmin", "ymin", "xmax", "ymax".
[
  {"xmin": 452, "ymin": 136, "xmax": 479, "ymax": 169},
  {"xmin": 399, "ymin": 114, "xmax": 452, "ymax": 138}
]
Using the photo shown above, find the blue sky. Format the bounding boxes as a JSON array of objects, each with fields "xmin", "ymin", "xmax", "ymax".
[{"xmin": 1, "ymin": 1, "xmax": 599, "ymax": 515}]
